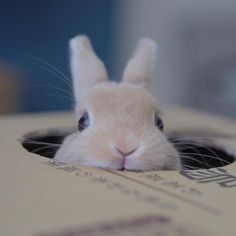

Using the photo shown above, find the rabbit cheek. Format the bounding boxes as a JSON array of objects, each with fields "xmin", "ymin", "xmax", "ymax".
[{"xmin": 125, "ymin": 139, "xmax": 180, "ymax": 171}]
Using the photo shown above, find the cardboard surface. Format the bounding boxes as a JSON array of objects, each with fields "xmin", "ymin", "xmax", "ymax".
[{"xmin": 1, "ymin": 107, "xmax": 236, "ymax": 236}]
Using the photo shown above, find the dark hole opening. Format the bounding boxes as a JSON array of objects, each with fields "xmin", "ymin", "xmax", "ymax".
[
  {"xmin": 22, "ymin": 133, "xmax": 66, "ymax": 159},
  {"xmin": 21, "ymin": 130, "xmax": 235, "ymax": 170},
  {"xmin": 169, "ymin": 138, "xmax": 235, "ymax": 170}
]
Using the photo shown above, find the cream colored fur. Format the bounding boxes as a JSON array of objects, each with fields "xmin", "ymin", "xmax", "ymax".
[
  {"xmin": 70, "ymin": 36, "xmax": 108, "ymax": 105},
  {"xmin": 55, "ymin": 35, "xmax": 180, "ymax": 171},
  {"xmin": 122, "ymin": 38, "xmax": 157, "ymax": 89}
]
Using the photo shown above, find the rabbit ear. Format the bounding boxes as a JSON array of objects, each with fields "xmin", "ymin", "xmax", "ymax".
[
  {"xmin": 70, "ymin": 35, "xmax": 108, "ymax": 104},
  {"xmin": 122, "ymin": 38, "xmax": 157, "ymax": 89}
]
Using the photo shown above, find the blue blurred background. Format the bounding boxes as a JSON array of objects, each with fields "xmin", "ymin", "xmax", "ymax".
[
  {"xmin": 0, "ymin": 0, "xmax": 115, "ymax": 113},
  {"xmin": 1, "ymin": 0, "xmax": 236, "ymax": 118}
]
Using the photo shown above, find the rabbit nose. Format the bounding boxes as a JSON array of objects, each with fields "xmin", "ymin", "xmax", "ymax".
[{"xmin": 116, "ymin": 147, "xmax": 138, "ymax": 157}]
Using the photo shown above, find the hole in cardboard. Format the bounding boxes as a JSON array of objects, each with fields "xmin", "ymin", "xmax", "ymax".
[
  {"xmin": 21, "ymin": 129, "xmax": 72, "ymax": 159},
  {"xmin": 21, "ymin": 129, "xmax": 235, "ymax": 170}
]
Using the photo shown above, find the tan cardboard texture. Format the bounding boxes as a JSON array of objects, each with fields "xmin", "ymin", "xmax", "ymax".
[{"xmin": 1, "ymin": 107, "xmax": 236, "ymax": 236}]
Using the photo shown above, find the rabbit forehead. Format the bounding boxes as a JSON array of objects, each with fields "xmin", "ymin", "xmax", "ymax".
[{"xmin": 83, "ymin": 82, "xmax": 159, "ymax": 118}]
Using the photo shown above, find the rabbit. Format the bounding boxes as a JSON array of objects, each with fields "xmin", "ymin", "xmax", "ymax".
[{"xmin": 54, "ymin": 35, "xmax": 181, "ymax": 171}]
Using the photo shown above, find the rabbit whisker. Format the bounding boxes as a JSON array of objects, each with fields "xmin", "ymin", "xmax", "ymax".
[
  {"xmin": 173, "ymin": 141, "xmax": 225, "ymax": 166},
  {"xmin": 179, "ymin": 154, "xmax": 213, "ymax": 168},
  {"xmin": 21, "ymin": 58, "xmax": 73, "ymax": 89},
  {"xmin": 23, "ymin": 140, "xmax": 62, "ymax": 146},
  {"xmin": 16, "ymin": 51, "xmax": 72, "ymax": 87},
  {"xmin": 21, "ymin": 84, "xmax": 73, "ymax": 97},
  {"xmin": 47, "ymin": 94, "xmax": 75, "ymax": 102},
  {"xmin": 178, "ymin": 151, "xmax": 230, "ymax": 164}
]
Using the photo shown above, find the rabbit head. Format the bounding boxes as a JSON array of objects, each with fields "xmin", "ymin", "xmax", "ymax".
[{"xmin": 54, "ymin": 35, "xmax": 180, "ymax": 171}]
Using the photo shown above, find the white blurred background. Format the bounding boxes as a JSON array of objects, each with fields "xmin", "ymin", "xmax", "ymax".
[{"xmin": 114, "ymin": 0, "xmax": 236, "ymax": 118}]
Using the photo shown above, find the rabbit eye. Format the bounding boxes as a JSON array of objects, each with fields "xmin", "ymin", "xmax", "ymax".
[
  {"xmin": 154, "ymin": 112, "xmax": 164, "ymax": 131},
  {"xmin": 78, "ymin": 112, "xmax": 89, "ymax": 132}
]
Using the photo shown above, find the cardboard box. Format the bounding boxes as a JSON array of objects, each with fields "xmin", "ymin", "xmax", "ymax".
[{"xmin": 1, "ymin": 107, "xmax": 236, "ymax": 236}]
